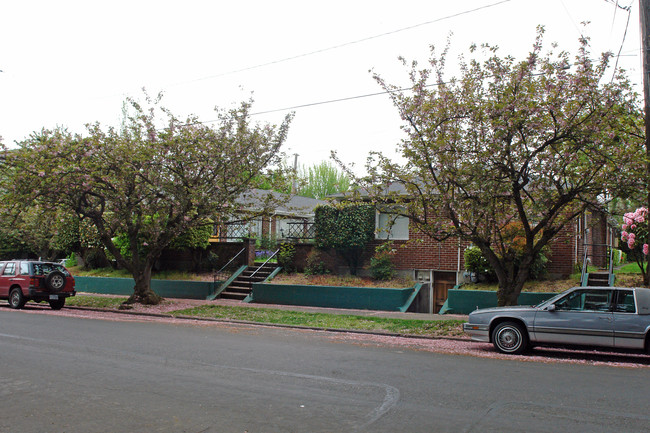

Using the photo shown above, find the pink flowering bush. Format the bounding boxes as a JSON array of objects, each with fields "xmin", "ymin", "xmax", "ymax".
[{"xmin": 621, "ymin": 207, "xmax": 649, "ymax": 285}]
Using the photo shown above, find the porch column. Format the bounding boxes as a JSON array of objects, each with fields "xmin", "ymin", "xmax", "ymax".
[{"xmin": 243, "ymin": 237, "xmax": 256, "ymax": 266}]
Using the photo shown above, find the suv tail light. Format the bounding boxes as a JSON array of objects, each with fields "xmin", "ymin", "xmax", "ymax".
[{"xmin": 29, "ymin": 277, "xmax": 39, "ymax": 287}]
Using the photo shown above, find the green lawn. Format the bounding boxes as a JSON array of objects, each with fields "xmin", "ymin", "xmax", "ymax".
[
  {"xmin": 615, "ymin": 262, "xmax": 642, "ymax": 274},
  {"xmin": 69, "ymin": 266, "xmax": 210, "ymax": 281},
  {"xmin": 169, "ymin": 304, "xmax": 466, "ymax": 337},
  {"xmin": 65, "ymin": 295, "xmax": 466, "ymax": 337},
  {"xmin": 66, "ymin": 295, "xmax": 127, "ymax": 309}
]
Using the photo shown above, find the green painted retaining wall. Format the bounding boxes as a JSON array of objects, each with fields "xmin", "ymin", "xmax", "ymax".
[
  {"xmin": 250, "ymin": 283, "xmax": 422, "ymax": 312},
  {"xmin": 75, "ymin": 276, "xmax": 217, "ymax": 300},
  {"xmin": 440, "ymin": 289, "xmax": 557, "ymax": 315}
]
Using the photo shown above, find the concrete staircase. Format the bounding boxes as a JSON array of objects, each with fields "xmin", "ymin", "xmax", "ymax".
[
  {"xmin": 219, "ymin": 262, "xmax": 279, "ymax": 301},
  {"xmin": 580, "ymin": 243, "xmax": 614, "ymax": 287},
  {"xmin": 584, "ymin": 271, "xmax": 611, "ymax": 287}
]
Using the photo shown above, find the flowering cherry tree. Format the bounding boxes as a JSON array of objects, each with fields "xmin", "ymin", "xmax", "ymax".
[
  {"xmin": 621, "ymin": 207, "xmax": 649, "ymax": 285},
  {"xmin": 3, "ymin": 95, "xmax": 292, "ymax": 304},
  {"xmin": 366, "ymin": 27, "xmax": 644, "ymax": 306}
]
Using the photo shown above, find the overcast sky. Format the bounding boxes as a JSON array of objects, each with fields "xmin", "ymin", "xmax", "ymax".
[{"xmin": 0, "ymin": 0, "xmax": 641, "ymax": 172}]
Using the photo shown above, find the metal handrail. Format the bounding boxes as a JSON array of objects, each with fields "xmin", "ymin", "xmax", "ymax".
[
  {"xmin": 580, "ymin": 242, "xmax": 615, "ymax": 287},
  {"xmin": 214, "ymin": 248, "xmax": 246, "ymax": 278},
  {"xmin": 249, "ymin": 248, "xmax": 279, "ymax": 279},
  {"xmin": 581, "ymin": 248, "xmax": 589, "ymax": 287}
]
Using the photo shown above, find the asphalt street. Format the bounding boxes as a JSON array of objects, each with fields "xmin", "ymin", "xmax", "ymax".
[{"xmin": 1, "ymin": 309, "xmax": 649, "ymax": 433}]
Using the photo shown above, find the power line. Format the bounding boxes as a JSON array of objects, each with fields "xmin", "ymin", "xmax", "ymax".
[
  {"xmin": 164, "ymin": 0, "xmax": 512, "ymax": 89},
  {"xmin": 185, "ymin": 49, "xmax": 641, "ymax": 125},
  {"xmin": 612, "ymin": 1, "xmax": 633, "ymax": 76}
]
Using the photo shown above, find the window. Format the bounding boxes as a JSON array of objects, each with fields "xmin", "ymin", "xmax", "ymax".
[
  {"xmin": 20, "ymin": 262, "xmax": 30, "ymax": 275},
  {"xmin": 3, "ymin": 262, "xmax": 16, "ymax": 276},
  {"xmin": 555, "ymin": 289, "xmax": 613, "ymax": 312},
  {"xmin": 615, "ymin": 290, "xmax": 636, "ymax": 313},
  {"xmin": 376, "ymin": 212, "xmax": 409, "ymax": 240}
]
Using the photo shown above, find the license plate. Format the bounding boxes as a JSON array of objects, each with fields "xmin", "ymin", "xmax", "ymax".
[{"xmin": 49, "ymin": 295, "xmax": 59, "ymax": 300}]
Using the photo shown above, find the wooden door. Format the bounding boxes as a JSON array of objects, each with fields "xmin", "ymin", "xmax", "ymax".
[{"xmin": 433, "ymin": 272, "xmax": 456, "ymax": 313}]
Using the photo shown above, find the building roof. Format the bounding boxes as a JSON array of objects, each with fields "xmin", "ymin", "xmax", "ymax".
[{"xmin": 236, "ymin": 189, "xmax": 326, "ymax": 218}]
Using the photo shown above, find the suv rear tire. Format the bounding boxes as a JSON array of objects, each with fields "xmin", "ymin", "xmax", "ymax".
[
  {"xmin": 9, "ymin": 287, "xmax": 26, "ymax": 309},
  {"xmin": 45, "ymin": 271, "xmax": 66, "ymax": 292}
]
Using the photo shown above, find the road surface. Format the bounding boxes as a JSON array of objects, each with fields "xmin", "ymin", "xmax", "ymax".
[{"xmin": 1, "ymin": 309, "xmax": 649, "ymax": 432}]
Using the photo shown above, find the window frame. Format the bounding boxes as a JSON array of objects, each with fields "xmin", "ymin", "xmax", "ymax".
[{"xmin": 375, "ymin": 209, "xmax": 409, "ymax": 241}]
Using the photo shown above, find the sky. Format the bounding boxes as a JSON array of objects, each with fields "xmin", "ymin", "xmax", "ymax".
[{"xmin": 0, "ymin": 0, "xmax": 641, "ymax": 173}]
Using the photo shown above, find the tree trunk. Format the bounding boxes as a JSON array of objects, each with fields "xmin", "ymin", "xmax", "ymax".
[
  {"xmin": 339, "ymin": 248, "xmax": 362, "ymax": 275},
  {"xmin": 494, "ymin": 254, "xmax": 533, "ymax": 307},
  {"xmin": 125, "ymin": 264, "xmax": 163, "ymax": 305},
  {"xmin": 496, "ymin": 284, "xmax": 522, "ymax": 306}
]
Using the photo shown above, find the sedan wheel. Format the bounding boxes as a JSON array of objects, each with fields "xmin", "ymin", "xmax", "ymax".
[{"xmin": 492, "ymin": 321, "xmax": 529, "ymax": 355}]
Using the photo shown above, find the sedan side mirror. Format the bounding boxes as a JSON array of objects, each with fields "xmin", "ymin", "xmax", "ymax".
[{"xmin": 547, "ymin": 304, "xmax": 556, "ymax": 312}]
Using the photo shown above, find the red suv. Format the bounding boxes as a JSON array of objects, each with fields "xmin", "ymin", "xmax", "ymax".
[{"xmin": 0, "ymin": 260, "xmax": 76, "ymax": 310}]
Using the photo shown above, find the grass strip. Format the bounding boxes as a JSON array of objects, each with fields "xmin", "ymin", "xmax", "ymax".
[
  {"xmin": 169, "ymin": 304, "xmax": 467, "ymax": 338},
  {"xmin": 66, "ymin": 295, "xmax": 127, "ymax": 309}
]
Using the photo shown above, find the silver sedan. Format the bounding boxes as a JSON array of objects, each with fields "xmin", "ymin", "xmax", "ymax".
[{"xmin": 463, "ymin": 286, "xmax": 650, "ymax": 355}]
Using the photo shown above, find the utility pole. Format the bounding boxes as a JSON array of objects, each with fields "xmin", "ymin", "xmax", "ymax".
[
  {"xmin": 641, "ymin": 0, "xmax": 650, "ymax": 285},
  {"xmin": 641, "ymin": 0, "xmax": 650, "ymax": 145},
  {"xmin": 291, "ymin": 153, "xmax": 299, "ymax": 195}
]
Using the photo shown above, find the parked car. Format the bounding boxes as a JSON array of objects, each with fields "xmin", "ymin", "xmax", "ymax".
[
  {"xmin": 463, "ymin": 286, "xmax": 650, "ymax": 355},
  {"xmin": 0, "ymin": 260, "xmax": 76, "ymax": 310}
]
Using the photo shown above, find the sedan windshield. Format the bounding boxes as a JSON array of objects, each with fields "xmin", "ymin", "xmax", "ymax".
[{"xmin": 535, "ymin": 290, "xmax": 570, "ymax": 309}]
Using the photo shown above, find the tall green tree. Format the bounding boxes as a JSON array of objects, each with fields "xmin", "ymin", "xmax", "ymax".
[
  {"xmin": 367, "ymin": 28, "xmax": 645, "ymax": 305},
  {"xmin": 3, "ymin": 94, "xmax": 292, "ymax": 304},
  {"xmin": 298, "ymin": 161, "xmax": 350, "ymax": 199}
]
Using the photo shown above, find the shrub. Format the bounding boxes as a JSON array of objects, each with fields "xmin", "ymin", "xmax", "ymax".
[
  {"xmin": 277, "ymin": 242, "xmax": 296, "ymax": 273},
  {"xmin": 464, "ymin": 246, "xmax": 493, "ymax": 276},
  {"xmin": 65, "ymin": 252, "xmax": 78, "ymax": 268},
  {"xmin": 464, "ymin": 245, "xmax": 549, "ymax": 281},
  {"xmin": 83, "ymin": 248, "xmax": 110, "ymax": 269},
  {"xmin": 257, "ymin": 235, "xmax": 278, "ymax": 252},
  {"xmin": 305, "ymin": 250, "xmax": 330, "ymax": 275},
  {"xmin": 201, "ymin": 251, "xmax": 219, "ymax": 272},
  {"xmin": 370, "ymin": 242, "xmax": 396, "ymax": 280},
  {"xmin": 314, "ymin": 204, "xmax": 375, "ymax": 275},
  {"xmin": 527, "ymin": 248, "xmax": 550, "ymax": 280}
]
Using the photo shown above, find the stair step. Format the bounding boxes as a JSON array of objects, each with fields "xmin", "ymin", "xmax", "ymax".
[
  {"xmin": 220, "ymin": 292, "xmax": 247, "ymax": 300},
  {"xmin": 226, "ymin": 285, "xmax": 251, "ymax": 292},
  {"xmin": 218, "ymin": 264, "xmax": 278, "ymax": 300},
  {"xmin": 586, "ymin": 272, "xmax": 611, "ymax": 287}
]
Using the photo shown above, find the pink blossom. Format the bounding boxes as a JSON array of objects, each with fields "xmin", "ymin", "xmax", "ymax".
[
  {"xmin": 622, "ymin": 224, "xmax": 628, "ymax": 231},
  {"xmin": 621, "ymin": 231, "xmax": 628, "ymax": 241},
  {"xmin": 631, "ymin": 224, "xmax": 637, "ymax": 230},
  {"xmin": 628, "ymin": 239, "xmax": 636, "ymax": 249},
  {"xmin": 644, "ymin": 244, "xmax": 649, "ymax": 256}
]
